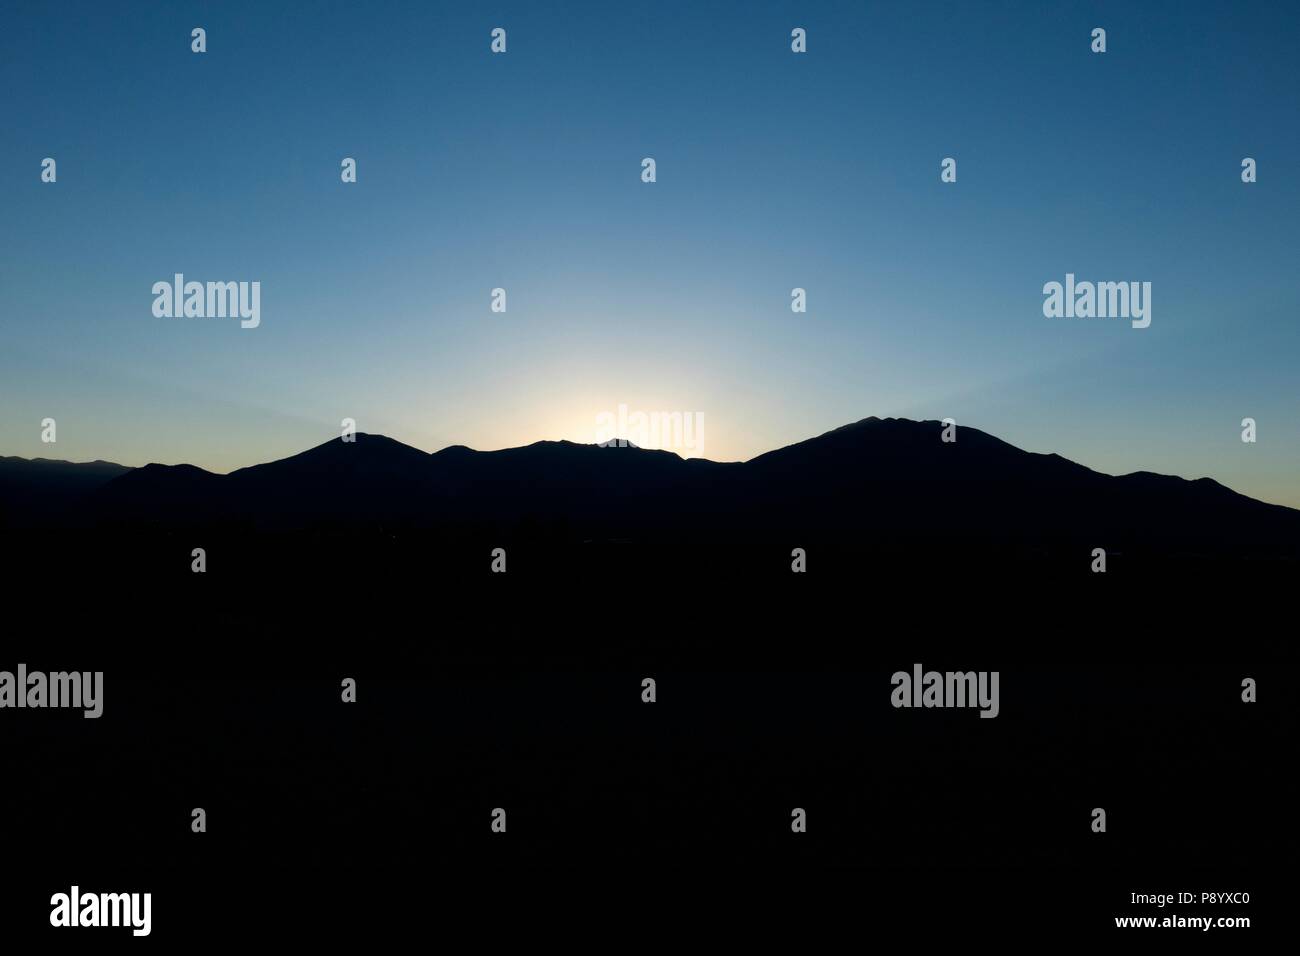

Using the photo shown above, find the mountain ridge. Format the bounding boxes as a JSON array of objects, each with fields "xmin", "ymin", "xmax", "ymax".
[
  {"xmin": 0, "ymin": 417, "xmax": 1282, "ymax": 498},
  {"xmin": 2, "ymin": 418, "xmax": 1296, "ymax": 564}
]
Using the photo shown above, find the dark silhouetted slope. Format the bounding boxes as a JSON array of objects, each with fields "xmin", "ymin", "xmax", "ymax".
[
  {"xmin": 4, "ymin": 418, "xmax": 1297, "ymax": 567},
  {"xmin": 0, "ymin": 456, "xmax": 132, "ymax": 528}
]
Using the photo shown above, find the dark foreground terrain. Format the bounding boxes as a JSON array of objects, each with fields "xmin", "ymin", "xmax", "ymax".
[
  {"xmin": 1, "ymin": 537, "xmax": 1290, "ymax": 939},
  {"xmin": 1, "ymin": 419, "xmax": 1292, "ymax": 937}
]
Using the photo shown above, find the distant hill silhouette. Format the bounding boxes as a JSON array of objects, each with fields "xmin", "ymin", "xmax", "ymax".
[
  {"xmin": 0, "ymin": 455, "xmax": 131, "ymax": 527},
  {"xmin": 2, "ymin": 418, "xmax": 1296, "ymax": 565}
]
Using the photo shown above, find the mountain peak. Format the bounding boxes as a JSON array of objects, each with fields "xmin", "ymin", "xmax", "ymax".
[
  {"xmin": 4, "ymin": 418, "xmax": 1297, "ymax": 558},
  {"xmin": 227, "ymin": 432, "xmax": 430, "ymax": 480}
]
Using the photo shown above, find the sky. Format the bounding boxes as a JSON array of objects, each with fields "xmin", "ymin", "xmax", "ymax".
[{"xmin": 2, "ymin": 0, "xmax": 1298, "ymax": 507}]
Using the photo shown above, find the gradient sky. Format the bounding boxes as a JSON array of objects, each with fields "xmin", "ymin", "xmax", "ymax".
[{"xmin": 2, "ymin": 1, "xmax": 1298, "ymax": 507}]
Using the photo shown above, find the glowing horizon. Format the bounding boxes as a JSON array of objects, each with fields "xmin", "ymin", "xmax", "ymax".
[{"xmin": 3, "ymin": 2, "xmax": 1297, "ymax": 510}]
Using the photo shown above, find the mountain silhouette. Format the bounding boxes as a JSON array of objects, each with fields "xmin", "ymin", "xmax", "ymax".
[
  {"xmin": 0, "ymin": 455, "xmax": 131, "ymax": 527},
  {"xmin": 2, "ymin": 418, "xmax": 1296, "ymax": 566}
]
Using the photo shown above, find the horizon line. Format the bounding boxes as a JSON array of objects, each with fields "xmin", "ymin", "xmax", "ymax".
[{"xmin": 5, "ymin": 416, "xmax": 1295, "ymax": 515}]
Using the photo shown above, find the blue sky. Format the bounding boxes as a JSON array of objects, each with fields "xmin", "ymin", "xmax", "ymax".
[{"xmin": 2, "ymin": 1, "xmax": 1297, "ymax": 507}]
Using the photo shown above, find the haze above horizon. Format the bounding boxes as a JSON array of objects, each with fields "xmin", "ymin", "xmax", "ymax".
[{"xmin": 2, "ymin": 1, "xmax": 1297, "ymax": 508}]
